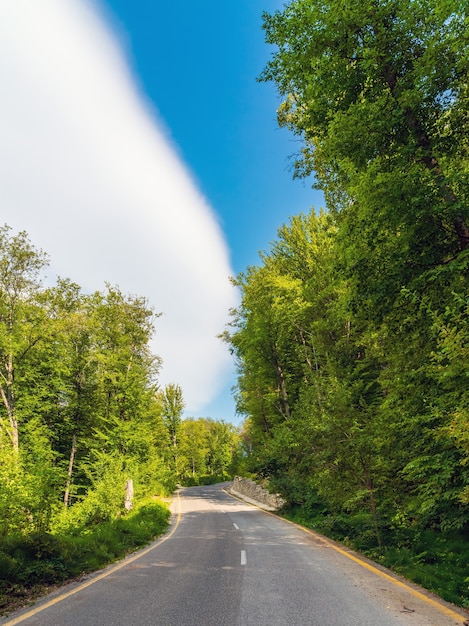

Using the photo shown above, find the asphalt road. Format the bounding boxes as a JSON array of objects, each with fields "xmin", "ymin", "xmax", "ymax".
[{"xmin": 2, "ymin": 483, "xmax": 468, "ymax": 626}]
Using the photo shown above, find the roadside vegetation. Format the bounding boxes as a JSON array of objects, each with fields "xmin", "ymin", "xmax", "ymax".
[
  {"xmin": 223, "ymin": 0, "xmax": 469, "ymax": 610},
  {"xmin": 0, "ymin": 499, "xmax": 170, "ymax": 615}
]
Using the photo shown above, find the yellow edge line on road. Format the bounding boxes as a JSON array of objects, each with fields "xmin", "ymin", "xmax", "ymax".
[
  {"xmin": 226, "ymin": 489, "xmax": 468, "ymax": 623},
  {"xmin": 3, "ymin": 493, "xmax": 182, "ymax": 626}
]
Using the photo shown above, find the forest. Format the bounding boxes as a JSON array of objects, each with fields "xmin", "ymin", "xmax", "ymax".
[
  {"xmin": 0, "ymin": 224, "xmax": 241, "ymax": 612},
  {"xmin": 223, "ymin": 0, "xmax": 469, "ymax": 607}
]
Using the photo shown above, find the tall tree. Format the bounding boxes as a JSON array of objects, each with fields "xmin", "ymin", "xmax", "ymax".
[
  {"xmin": 205, "ymin": 420, "xmax": 239, "ymax": 478},
  {"xmin": 157, "ymin": 383, "xmax": 185, "ymax": 448},
  {"xmin": 260, "ymin": 0, "xmax": 469, "ymax": 315},
  {"xmin": 156, "ymin": 383, "xmax": 185, "ymax": 475},
  {"xmin": 0, "ymin": 226, "xmax": 48, "ymax": 452},
  {"xmin": 179, "ymin": 418, "xmax": 209, "ymax": 480},
  {"xmin": 223, "ymin": 212, "xmax": 340, "ymax": 466},
  {"xmin": 42, "ymin": 280, "xmax": 100, "ymax": 507}
]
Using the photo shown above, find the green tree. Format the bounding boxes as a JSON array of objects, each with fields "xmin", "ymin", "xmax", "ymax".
[
  {"xmin": 178, "ymin": 418, "xmax": 209, "ymax": 481},
  {"xmin": 155, "ymin": 383, "xmax": 185, "ymax": 478},
  {"xmin": 0, "ymin": 226, "xmax": 48, "ymax": 452},
  {"xmin": 205, "ymin": 420, "xmax": 239, "ymax": 479},
  {"xmin": 225, "ymin": 209, "xmax": 393, "ymax": 541},
  {"xmin": 224, "ymin": 211, "xmax": 341, "ymax": 473},
  {"xmin": 261, "ymin": 0, "xmax": 469, "ymax": 315},
  {"xmin": 91, "ymin": 285, "xmax": 159, "ymax": 426},
  {"xmin": 157, "ymin": 383, "xmax": 185, "ymax": 449}
]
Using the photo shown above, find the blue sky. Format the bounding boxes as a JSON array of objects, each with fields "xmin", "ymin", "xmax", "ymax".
[
  {"xmin": 100, "ymin": 0, "xmax": 321, "ymax": 274},
  {"xmin": 0, "ymin": 0, "xmax": 323, "ymax": 425},
  {"xmin": 99, "ymin": 0, "xmax": 324, "ymax": 423}
]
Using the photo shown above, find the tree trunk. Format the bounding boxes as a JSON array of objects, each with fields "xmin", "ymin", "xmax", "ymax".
[
  {"xmin": 381, "ymin": 50, "xmax": 469, "ymax": 253},
  {"xmin": 124, "ymin": 479, "xmax": 134, "ymax": 511},
  {"xmin": 361, "ymin": 457, "xmax": 382, "ymax": 547},
  {"xmin": 406, "ymin": 111, "xmax": 469, "ymax": 251},
  {"xmin": 0, "ymin": 353, "xmax": 18, "ymax": 452},
  {"xmin": 399, "ymin": 98, "xmax": 469, "ymax": 252},
  {"xmin": 64, "ymin": 432, "xmax": 77, "ymax": 506},
  {"xmin": 273, "ymin": 350, "xmax": 291, "ymax": 420}
]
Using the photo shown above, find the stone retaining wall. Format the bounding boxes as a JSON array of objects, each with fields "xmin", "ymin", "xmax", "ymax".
[{"xmin": 230, "ymin": 476, "xmax": 285, "ymax": 511}]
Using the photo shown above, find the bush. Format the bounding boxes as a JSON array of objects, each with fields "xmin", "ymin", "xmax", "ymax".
[{"xmin": 0, "ymin": 499, "xmax": 170, "ymax": 616}]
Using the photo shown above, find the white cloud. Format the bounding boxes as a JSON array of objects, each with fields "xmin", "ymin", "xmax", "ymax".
[{"xmin": 0, "ymin": 0, "xmax": 238, "ymax": 412}]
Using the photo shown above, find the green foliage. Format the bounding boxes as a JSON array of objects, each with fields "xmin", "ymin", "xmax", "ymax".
[
  {"xmin": 221, "ymin": 0, "xmax": 469, "ymax": 605},
  {"xmin": 156, "ymin": 383, "xmax": 185, "ymax": 447},
  {"xmin": 0, "ymin": 499, "xmax": 170, "ymax": 615},
  {"xmin": 373, "ymin": 529, "xmax": 469, "ymax": 608},
  {"xmin": 0, "ymin": 440, "xmax": 36, "ymax": 537},
  {"xmin": 177, "ymin": 418, "xmax": 242, "ymax": 485},
  {"xmin": 53, "ymin": 454, "xmax": 130, "ymax": 531},
  {"xmin": 261, "ymin": 0, "xmax": 469, "ymax": 319}
]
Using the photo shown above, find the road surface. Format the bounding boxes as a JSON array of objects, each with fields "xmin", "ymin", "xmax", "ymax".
[{"xmin": 2, "ymin": 483, "xmax": 467, "ymax": 625}]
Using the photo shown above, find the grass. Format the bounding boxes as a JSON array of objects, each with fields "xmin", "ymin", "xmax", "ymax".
[
  {"xmin": 371, "ymin": 532, "xmax": 469, "ymax": 608},
  {"xmin": 0, "ymin": 499, "xmax": 170, "ymax": 616}
]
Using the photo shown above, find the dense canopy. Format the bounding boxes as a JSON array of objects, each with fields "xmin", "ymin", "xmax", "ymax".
[{"xmin": 224, "ymin": 0, "xmax": 469, "ymax": 606}]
